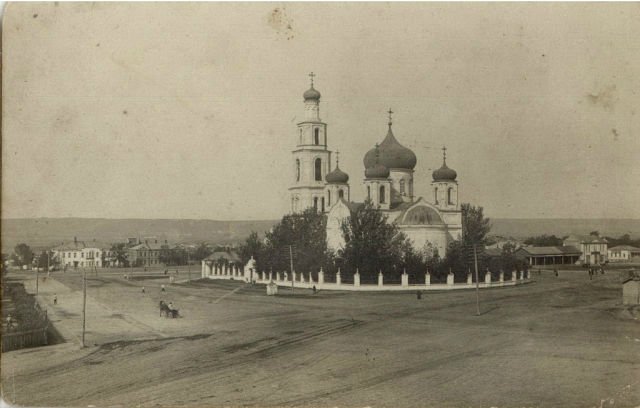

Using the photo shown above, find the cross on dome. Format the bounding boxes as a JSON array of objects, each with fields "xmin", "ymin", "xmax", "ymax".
[
  {"xmin": 442, "ymin": 146, "xmax": 447, "ymax": 162},
  {"xmin": 387, "ymin": 108, "xmax": 394, "ymax": 125},
  {"xmin": 336, "ymin": 150, "xmax": 340, "ymax": 165},
  {"xmin": 309, "ymin": 72, "xmax": 316, "ymax": 87}
]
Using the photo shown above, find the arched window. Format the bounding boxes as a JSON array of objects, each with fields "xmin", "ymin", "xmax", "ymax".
[
  {"xmin": 367, "ymin": 186, "xmax": 371, "ymax": 200},
  {"xmin": 313, "ymin": 197, "xmax": 318, "ymax": 211},
  {"xmin": 299, "ymin": 128, "xmax": 302, "ymax": 145},
  {"xmin": 321, "ymin": 197, "xmax": 325, "ymax": 212},
  {"xmin": 314, "ymin": 158, "xmax": 322, "ymax": 181},
  {"xmin": 296, "ymin": 159, "xmax": 300, "ymax": 182},
  {"xmin": 409, "ymin": 179, "xmax": 413, "ymax": 196},
  {"xmin": 328, "ymin": 190, "xmax": 331, "ymax": 206},
  {"xmin": 434, "ymin": 187, "xmax": 438, "ymax": 205},
  {"xmin": 314, "ymin": 128, "xmax": 320, "ymax": 145},
  {"xmin": 338, "ymin": 189, "xmax": 344, "ymax": 199},
  {"xmin": 379, "ymin": 185, "xmax": 386, "ymax": 203},
  {"xmin": 448, "ymin": 187, "xmax": 454, "ymax": 205},
  {"xmin": 400, "ymin": 180, "xmax": 405, "ymax": 195}
]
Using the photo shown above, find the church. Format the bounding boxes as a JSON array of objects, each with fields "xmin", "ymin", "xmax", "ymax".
[{"xmin": 288, "ymin": 74, "xmax": 462, "ymax": 257}]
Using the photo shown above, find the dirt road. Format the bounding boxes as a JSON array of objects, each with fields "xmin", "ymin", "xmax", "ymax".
[{"xmin": 2, "ymin": 270, "xmax": 639, "ymax": 407}]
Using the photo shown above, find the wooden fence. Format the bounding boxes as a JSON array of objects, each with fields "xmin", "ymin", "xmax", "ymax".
[{"xmin": 2, "ymin": 325, "xmax": 49, "ymax": 352}]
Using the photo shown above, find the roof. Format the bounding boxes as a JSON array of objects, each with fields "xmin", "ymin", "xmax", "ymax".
[
  {"xmin": 363, "ymin": 124, "xmax": 417, "ymax": 171},
  {"xmin": 516, "ymin": 246, "xmax": 582, "ymax": 256},
  {"xmin": 395, "ymin": 199, "xmax": 444, "ymax": 226},
  {"xmin": 609, "ymin": 245, "xmax": 640, "ymax": 252},
  {"xmin": 130, "ymin": 242, "xmax": 168, "ymax": 251},
  {"xmin": 205, "ymin": 251, "xmax": 241, "ymax": 263},
  {"xmin": 484, "ymin": 248, "xmax": 503, "ymax": 257},
  {"xmin": 564, "ymin": 234, "xmax": 608, "ymax": 244}
]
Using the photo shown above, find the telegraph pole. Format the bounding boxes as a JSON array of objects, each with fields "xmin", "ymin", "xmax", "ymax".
[
  {"xmin": 473, "ymin": 244, "xmax": 481, "ymax": 316},
  {"xmin": 82, "ymin": 267, "xmax": 87, "ymax": 348},
  {"xmin": 289, "ymin": 245, "xmax": 294, "ymax": 294}
]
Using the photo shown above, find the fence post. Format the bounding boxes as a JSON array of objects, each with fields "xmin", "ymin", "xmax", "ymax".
[
  {"xmin": 425, "ymin": 272, "xmax": 431, "ymax": 286},
  {"xmin": 318, "ymin": 268, "xmax": 324, "ymax": 285},
  {"xmin": 336, "ymin": 268, "xmax": 341, "ymax": 286},
  {"xmin": 401, "ymin": 269, "xmax": 409, "ymax": 287},
  {"xmin": 485, "ymin": 271, "xmax": 492, "ymax": 284},
  {"xmin": 378, "ymin": 271, "xmax": 384, "ymax": 287},
  {"xmin": 467, "ymin": 273, "xmax": 473, "ymax": 285},
  {"xmin": 499, "ymin": 271, "xmax": 504, "ymax": 283},
  {"xmin": 354, "ymin": 269, "xmax": 360, "ymax": 287}
]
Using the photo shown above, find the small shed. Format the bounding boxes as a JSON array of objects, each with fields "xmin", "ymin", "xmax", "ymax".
[{"xmin": 266, "ymin": 281, "xmax": 278, "ymax": 296}]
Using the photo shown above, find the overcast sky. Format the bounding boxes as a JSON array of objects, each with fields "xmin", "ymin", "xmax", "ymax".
[{"xmin": 3, "ymin": 2, "xmax": 639, "ymax": 220}]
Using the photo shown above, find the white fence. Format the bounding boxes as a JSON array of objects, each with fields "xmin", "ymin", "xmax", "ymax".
[{"xmin": 201, "ymin": 260, "xmax": 532, "ymax": 292}]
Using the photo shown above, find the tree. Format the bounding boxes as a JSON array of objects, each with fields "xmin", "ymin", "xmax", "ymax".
[
  {"xmin": 238, "ymin": 232, "xmax": 265, "ymax": 270},
  {"xmin": 461, "ymin": 203, "xmax": 491, "ymax": 246},
  {"xmin": 523, "ymin": 234, "xmax": 563, "ymax": 246},
  {"xmin": 459, "ymin": 203, "xmax": 492, "ymax": 274},
  {"xmin": 12, "ymin": 243, "xmax": 34, "ymax": 267},
  {"xmin": 36, "ymin": 251, "xmax": 58, "ymax": 270},
  {"xmin": 110, "ymin": 243, "xmax": 129, "ymax": 267},
  {"xmin": 340, "ymin": 199, "xmax": 407, "ymax": 281},
  {"xmin": 262, "ymin": 207, "xmax": 328, "ymax": 275},
  {"xmin": 193, "ymin": 243, "xmax": 213, "ymax": 262}
]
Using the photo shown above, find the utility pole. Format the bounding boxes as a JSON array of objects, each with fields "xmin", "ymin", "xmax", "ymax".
[
  {"xmin": 188, "ymin": 252, "xmax": 191, "ymax": 283},
  {"xmin": 473, "ymin": 244, "xmax": 480, "ymax": 316},
  {"xmin": 289, "ymin": 245, "xmax": 294, "ymax": 294},
  {"xmin": 82, "ymin": 266, "xmax": 87, "ymax": 348}
]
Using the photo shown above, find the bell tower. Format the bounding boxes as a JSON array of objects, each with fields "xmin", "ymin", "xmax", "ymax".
[{"xmin": 289, "ymin": 73, "xmax": 332, "ymax": 213}]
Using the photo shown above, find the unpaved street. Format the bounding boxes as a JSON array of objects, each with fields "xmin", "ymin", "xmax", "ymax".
[{"xmin": 2, "ymin": 270, "xmax": 639, "ymax": 407}]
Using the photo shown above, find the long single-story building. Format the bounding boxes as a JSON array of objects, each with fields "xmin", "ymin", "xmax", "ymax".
[
  {"xmin": 514, "ymin": 246, "xmax": 582, "ymax": 266},
  {"xmin": 608, "ymin": 245, "xmax": 640, "ymax": 263}
]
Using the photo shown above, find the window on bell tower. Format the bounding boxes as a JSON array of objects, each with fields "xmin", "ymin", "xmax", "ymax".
[
  {"xmin": 400, "ymin": 180, "xmax": 405, "ymax": 195},
  {"xmin": 448, "ymin": 187, "xmax": 454, "ymax": 205},
  {"xmin": 296, "ymin": 159, "xmax": 300, "ymax": 182},
  {"xmin": 379, "ymin": 186, "xmax": 386, "ymax": 203},
  {"xmin": 314, "ymin": 158, "xmax": 322, "ymax": 181},
  {"xmin": 314, "ymin": 128, "xmax": 320, "ymax": 145},
  {"xmin": 434, "ymin": 187, "xmax": 438, "ymax": 205}
]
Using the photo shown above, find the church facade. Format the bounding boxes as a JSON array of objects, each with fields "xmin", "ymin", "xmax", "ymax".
[{"xmin": 288, "ymin": 75, "xmax": 462, "ymax": 257}]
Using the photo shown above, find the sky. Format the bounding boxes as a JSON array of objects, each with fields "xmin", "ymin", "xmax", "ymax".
[{"xmin": 2, "ymin": 2, "xmax": 639, "ymax": 220}]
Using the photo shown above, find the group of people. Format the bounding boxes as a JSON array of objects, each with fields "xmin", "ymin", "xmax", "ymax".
[{"xmin": 588, "ymin": 266, "xmax": 605, "ymax": 280}]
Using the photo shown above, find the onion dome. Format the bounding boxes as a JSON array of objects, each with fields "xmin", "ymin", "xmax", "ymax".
[
  {"xmin": 303, "ymin": 86, "xmax": 321, "ymax": 101},
  {"xmin": 326, "ymin": 165, "xmax": 349, "ymax": 184},
  {"xmin": 432, "ymin": 147, "xmax": 457, "ymax": 181},
  {"xmin": 363, "ymin": 121, "xmax": 417, "ymax": 170},
  {"xmin": 364, "ymin": 144, "xmax": 390, "ymax": 179}
]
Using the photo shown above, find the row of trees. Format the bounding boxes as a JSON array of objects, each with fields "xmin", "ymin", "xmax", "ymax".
[{"xmin": 238, "ymin": 200, "xmax": 512, "ymax": 284}]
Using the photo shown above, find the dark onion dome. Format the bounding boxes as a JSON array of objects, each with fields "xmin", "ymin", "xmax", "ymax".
[
  {"xmin": 303, "ymin": 85, "xmax": 321, "ymax": 101},
  {"xmin": 365, "ymin": 163, "xmax": 390, "ymax": 179},
  {"xmin": 363, "ymin": 123, "xmax": 417, "ymax": 170},
  {"xmin": 326, "ymin": 165, "xmax": 349, "ymax": 184},
  {"xmin": 432, "ymin": 158, "xmax": 457, "ymax": 182}
]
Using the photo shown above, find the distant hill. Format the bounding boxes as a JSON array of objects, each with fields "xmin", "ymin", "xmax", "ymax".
[
  {"xmin": 488, "ymin": 218, "xmax": 640, "ymax": 240},
  {"xmin": 1, "ymin": 218, "xmax": 278, "ymax": 252},
  {"xmin": 2, "ymin": 217, "xmax": 639, "ymax": 252}
]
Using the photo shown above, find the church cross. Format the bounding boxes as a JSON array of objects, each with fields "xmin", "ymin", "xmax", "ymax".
[
  {"xmin": 387, "ymin": 108, "xmax": 394, "ymax": 123},
  {"xmin": 309, "ymin": 72, "xmax": 316, "ymax": 86},
  {"xmin": 336, "ymin": 150, "xmax": 340, "ymax": 165},
  {"xmin": 442, "ymin": 146, "xmax": 447, "ymax": 161}
]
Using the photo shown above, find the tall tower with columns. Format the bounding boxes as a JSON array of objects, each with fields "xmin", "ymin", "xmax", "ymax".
[{"xmin": 289, "ymin": 73, "xmax": 332, "ymax": 213}]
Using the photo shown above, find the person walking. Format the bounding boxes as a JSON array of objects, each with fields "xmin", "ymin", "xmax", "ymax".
[
  {"xmin": 141, "ymin": 286, "xmax": 146, "ymax": 294},
  {"xmin": 53, "ymin": 294, "xmax": 58, "ymax": 305},
  {"xmin": 161, "ymin": 284, "xmax": 166, "ymax": 292},
  {"xmin": 416, "ymin": 290, "xmax": 422, "ymax": 300}
]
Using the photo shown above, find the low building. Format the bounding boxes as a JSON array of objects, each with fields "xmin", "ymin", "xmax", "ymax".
[
  {"xmin": 514, "ymin": 246, "xmax": 582, "ymax": 266},
  {"xmin": 128, "ymin": 240, "xmax": 170, "ymax": 267},
  {"xmin": 52, "ymin": 238, "xmax": 104, "ymax": 268},
  {"xmin": 563, "ymin": 234, "xmax": 608, "ymax": 265},
  {"xmin": 608, "ymin": 245, "xmax": 640, "ymax": 263}
]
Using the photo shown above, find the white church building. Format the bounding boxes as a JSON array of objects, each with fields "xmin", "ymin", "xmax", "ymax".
[{"xmin": 288, "ymin": 75, "xmax": 462, "ymax": 257}]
